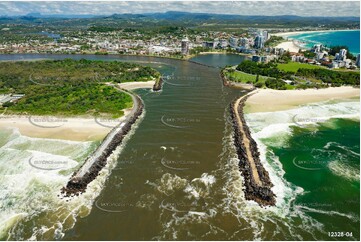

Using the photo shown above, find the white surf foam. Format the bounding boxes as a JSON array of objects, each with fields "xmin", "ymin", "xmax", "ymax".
[
  {"xmin": 217, "ymin": 100, "xmax": 360, "ymax": 239},
  {"xmin": 0, "ymin": 111, "xmax": 145, "ymax": 240},
  {"xmin": 328, "ymin": 160, "xmax": 360, "ymax": 181}
]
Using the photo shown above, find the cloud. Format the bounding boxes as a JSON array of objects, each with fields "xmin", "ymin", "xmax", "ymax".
[{"xmin": 0, "ymin": 1, "xmax": 359, "ymax": 17}]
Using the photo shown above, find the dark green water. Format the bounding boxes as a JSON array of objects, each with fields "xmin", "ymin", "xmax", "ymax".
[
  {"xmin": 263, "ymin": 118, "xmax": 360, "ymax": 239},
  {"xmin": 0, "ymin": 54, "xmax": 359, "ymax": 240}
]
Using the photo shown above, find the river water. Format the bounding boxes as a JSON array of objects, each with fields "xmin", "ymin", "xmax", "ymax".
[{"xmin": 0, "ymin": 54, "xmax": 359, "ymax": 240}]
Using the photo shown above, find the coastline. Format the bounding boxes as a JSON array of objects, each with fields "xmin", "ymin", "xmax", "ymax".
[
  {"xmin": 0, "ymin": 80, "xmax": 160, "ymax": 142},
  {"xmin": 244, "ymin": 86, "xmax": 360, "ymax": 113},
  {"xmin": 272, "ymin": 29, "xmax": 359, "ymax": 52},
  {"xmin": 272, "ymin": 29, "xmax": 359, "ymax": 38},
  {"xmin": 62, "ymin": 87, "xmax": 145, "ymax": 196},
  {"xmin": 0, "ymin": 115, "xmax": 115, "ymax": 142}
]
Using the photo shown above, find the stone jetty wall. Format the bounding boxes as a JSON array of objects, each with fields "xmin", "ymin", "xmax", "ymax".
[
  {"xmin": 230, "ymin": 93, "xmax": 276, "ymax": 206},
  {"xmin": 61, "ymin": 93, "xmax": 144, "ymax": 197}
]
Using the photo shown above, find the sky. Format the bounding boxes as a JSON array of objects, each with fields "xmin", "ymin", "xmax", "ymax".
[{"xmin": 0, "ymin": 1, "xmax": 359, "ymax": 17}]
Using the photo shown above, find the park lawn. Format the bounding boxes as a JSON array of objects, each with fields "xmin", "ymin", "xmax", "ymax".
[
  {"xmin": 278, "ymin": 62, "xmax": 360, "ymax": 74},
  {"xmin": 277, "ymin": 62, "xmax": 323, "ymax": 72},
  {"xmin": 226, "ymin": 70, "xmax": 268, "ymax": 84}
]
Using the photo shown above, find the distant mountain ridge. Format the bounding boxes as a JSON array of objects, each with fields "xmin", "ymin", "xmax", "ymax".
[
  {"xmin": 107, "ymin": 11, "xmax": 359, "ymax": 21},
  {"xmin": 1, "ymin": 11, "xmax": 359, "ymax": 20},
  {"xmin": 0, "ymin": 11, "xmax": 358, "ymax": 29}
]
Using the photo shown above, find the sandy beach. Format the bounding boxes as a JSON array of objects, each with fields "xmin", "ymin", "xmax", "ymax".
[
  {"xmin": 118, "ymin": 80, "xmax": 155, "ymax": 90},
  {"xmin": 0, "ymin": 114, "xmax": 133, "ymax": 141},
  {"xmin": 275, "ymin": 40, "xmax": 300, "ymax": 52},
  {"xmin": 0, "ymin": 82, "xmax": 141, "ymax": 142},
  {"xmin": 245, "ymin": 86, "xmax": 360, "ymax": 113}
]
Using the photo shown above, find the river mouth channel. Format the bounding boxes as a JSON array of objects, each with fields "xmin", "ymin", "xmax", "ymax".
[
  {"xmin": 1, "ymin": 54, "xmax": 356, "ymax": 241},
  {"xmin": 64, "ymin": 54, "xmax": 247, "ymax": 240}
]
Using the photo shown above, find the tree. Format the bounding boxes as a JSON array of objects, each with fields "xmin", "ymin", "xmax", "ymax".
[
  {"xmin": 254, "ymin": 82, "xmax": 263, "ymax": 88},
  {"xmin": 255, "ymin": 74, "xmax": 259, "ymax": 83}
]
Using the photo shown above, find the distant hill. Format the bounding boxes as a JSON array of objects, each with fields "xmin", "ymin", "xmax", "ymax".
[
  {"xmin": 107, "ymin": 11, "xmax": 359, "ymax": 23},
  {"xmin": 0, "ymin": 11, "xmax": 359, "ymax": 29}
]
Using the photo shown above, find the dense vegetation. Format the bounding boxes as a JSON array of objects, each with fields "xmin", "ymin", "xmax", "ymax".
[
  {"xmin": 265, "ymin": 78, "xmax": 287, "ymax": 90},
  {"xmin": 236, "ymin": 60, "xmax": 288, "ymax": 79},
  {"xmin": 6, "ymin": 83, "xmax": 132, "ymax": 117},
  {"xmin": 0, "ymin": 59, "xmax": 160, "ymax": 117},
  {"xmin": 0, "ymin": 59, "xmax": 160, "ymax": 88},
  {"xmin": 236, "ymin": 60, "xmax": 359, "ymax": 89},
  {"xmin": 296, "ymin": 68, "xmax": 359, "ymax": 86}
]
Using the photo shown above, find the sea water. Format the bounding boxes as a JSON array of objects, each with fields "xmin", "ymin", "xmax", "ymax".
[{"xmin": 287, "ymin": 30, "xmax": 360, "ymax": 55}]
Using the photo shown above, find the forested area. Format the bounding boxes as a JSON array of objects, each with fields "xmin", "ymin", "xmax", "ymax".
[
  {"xmin": 296, "ymin": 68, "xmax": 360, "ymax": 86},
  {"xmin": 0, "ymin": 59, "xmax": 160, "ymax": 117}
]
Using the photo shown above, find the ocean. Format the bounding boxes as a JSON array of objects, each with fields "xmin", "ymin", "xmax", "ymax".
[
  {"xmin": 287, "ymin": 30, "xmax": 360, "ymax": 55},
  {"xmin": 246, "ymin": 99, "xmax": 360, "ymax": 240}
]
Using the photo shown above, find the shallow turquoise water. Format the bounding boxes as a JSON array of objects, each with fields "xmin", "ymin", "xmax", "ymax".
[{"xmin": 288, "ymin": 30, "xmax": 360, "ymax": 55}]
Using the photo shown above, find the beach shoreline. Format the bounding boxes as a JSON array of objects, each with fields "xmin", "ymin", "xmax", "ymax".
[
  {"xmin": 275, "ymin": 40, "xmax": 301, "ymax": 52},
  {"xmin": 273, "ymin": 29, "xmax": 358, "ymax": 52},
  {"xmin": 272, "ymin": 29, "xmax": 358, "ymax": 38},
  {"xmin": 0, "ymin": 80, "xmax": 152, "ymax": 142},
  {"xmin": 245, "ymin": 86, "xmax": 360, "ymax": 113},
  {"xmin": 0, "ymin": 115, "xmax": 115, "ymax": 141}
]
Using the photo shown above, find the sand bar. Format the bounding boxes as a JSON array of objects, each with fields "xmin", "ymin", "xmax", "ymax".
[
  {"xmin": 245, "ymin": 86, "xmax": 360, "ymax": 113},
  {"xmin": 118, "ymin": 80, "xmax": 155, "ymax": 90}
]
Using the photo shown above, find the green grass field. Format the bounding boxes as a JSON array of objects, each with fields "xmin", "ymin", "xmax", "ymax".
[
  {"xmin": 277, "ymin": 62, "xmax": 360, "ymax": 74},
  {"xmin": 226, "ymin": 70, "xmax": 267, "ymax": 84},
  {"xmin": 277, "ymin": 62, "xmax": 323, "ymax": 72}
]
